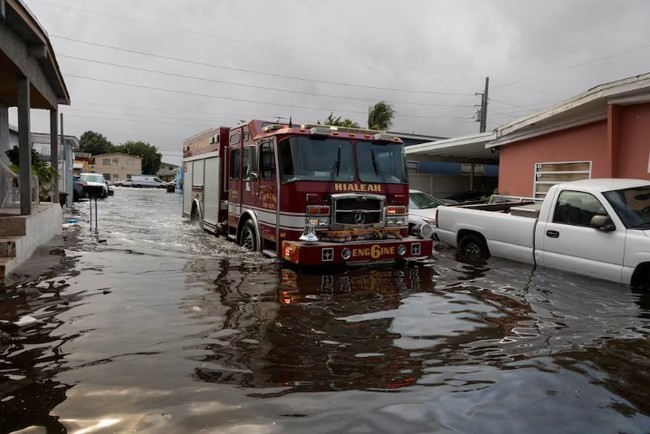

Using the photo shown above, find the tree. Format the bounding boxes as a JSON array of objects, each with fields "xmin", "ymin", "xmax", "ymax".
[
  {"xmin": 321, "ymin": 112, "xmax": 361, "ymax": 128},
  {"xmin": 79, "ymin": 131, "xmax": 113, "ymax": 155},
  {"xmin": 114, "ymin": 141, "xmax": 162, "ymax": 175},
  {"xmin": 367, "ymin": 101, "xmax": 396, "ymax": 131}
]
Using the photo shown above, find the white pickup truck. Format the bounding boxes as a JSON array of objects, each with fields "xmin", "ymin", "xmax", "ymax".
[{"xmin": 435, "ymin": 178, "xmax": 650, "ymax": 286}]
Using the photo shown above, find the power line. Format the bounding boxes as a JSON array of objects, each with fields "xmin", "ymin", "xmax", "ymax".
[
  {"xmin": 63, "ymin": 73, "xmax": 473, "ymax": 121},
  {"xmin": 59, "ymin": 54, "xmax": 474, "ymax": 108},
  {"xmin": 33, "ymin": 0, "xmax": 473, "ymax": 81},
  {"xmin": 52, "ymin": 35, "xmax": 473, "ymax": 97},
  {"xmin": 495, "ymin": 43, "xmax": 650, "ymax": 88}
]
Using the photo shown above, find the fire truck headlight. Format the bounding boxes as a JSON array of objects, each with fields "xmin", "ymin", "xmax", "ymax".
[
  {"xmin": 397, "ymin": 245, "xmax": 407, "ymax": 256},
  {"xmin": 386, "ymin": 216, "xmax": 406, "ymax": 226},
  {"xmin": 306, "ymin": 217, "xmax": 330, "ymax": 227},
  {"xmin": 341, "ymin": 248, "xmax": 352, "ymax": 260}
]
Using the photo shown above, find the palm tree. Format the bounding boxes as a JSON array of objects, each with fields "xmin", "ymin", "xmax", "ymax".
[
  {"xmin": 322, "ymin": 112, "xmax": 361, "ymax": 128},
  {"xmin": 367, "ymin": 101, "xmax": 395, "ymax": 130}
]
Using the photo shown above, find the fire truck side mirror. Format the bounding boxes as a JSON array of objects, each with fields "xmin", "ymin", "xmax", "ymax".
[{"xmin": 249, "ymin": 172, "xmax": 259, "ymax": 181}]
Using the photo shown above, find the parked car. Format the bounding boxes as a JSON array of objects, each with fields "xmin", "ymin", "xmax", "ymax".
[
  {"xmin": 79, "ymin": 173, "xmax": 109, "ymax": 199},
  {"xmin": 131, "ymin": 175, "xmax": 166, "ymax": 188},
  {"xmin": 408, "ymin": 189, "xmax": 448, "ymax": 237},
  {"xmin": 72, "ymin": 175, "xmax": 88, "ymax": 201},
  {"xmin": 435, "ymin": 178, "xmax": 650, "ymax": 286}
]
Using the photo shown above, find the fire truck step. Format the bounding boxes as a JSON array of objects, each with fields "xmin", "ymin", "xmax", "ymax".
[
  {"xmin": 227, "ymin": 234, "xmax": 236, "ymax": 242},
  {"xmin": 262, "ymin": 249, "xmax": 277, "ymax": 258}
]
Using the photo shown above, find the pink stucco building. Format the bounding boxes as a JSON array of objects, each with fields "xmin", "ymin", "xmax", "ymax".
[{"xmin": 488, "ymin": 74, "xmax": 650, "ymax": 198}]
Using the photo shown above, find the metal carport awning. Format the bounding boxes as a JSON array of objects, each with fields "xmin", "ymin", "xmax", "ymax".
[{"xmin": 404, "ymin": 131, "xmax": 498, "ymax": 164}]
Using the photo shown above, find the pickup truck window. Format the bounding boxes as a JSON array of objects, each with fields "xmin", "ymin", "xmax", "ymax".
[
  {"xmin": 603, "ymin": 186, "xmax": 650, "ymax": 229},
  {"xmin": 552, "ymin": 190, "xmax": 607, "ymax": 227}
]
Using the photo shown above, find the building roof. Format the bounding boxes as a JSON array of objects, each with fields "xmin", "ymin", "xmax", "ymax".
[
  {"xmin": 1, "ymin": 0, "xmax": 70, "ymax": 107},
  {"xmin": 404, "ymin": 131, "xmax": 498, "ymax": 164},
  {"xmin": 93, "ymin": 152, "xmax": 142, "ymax": 160},
  {"xmin": 489, "ymin": 72, "xmax": 650, "ymax": 148}
]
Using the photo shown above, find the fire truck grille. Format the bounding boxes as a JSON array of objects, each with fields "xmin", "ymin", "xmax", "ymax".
[{"xmin": 333, "ymin": 197, "xmax": 383, "ymax": 226}]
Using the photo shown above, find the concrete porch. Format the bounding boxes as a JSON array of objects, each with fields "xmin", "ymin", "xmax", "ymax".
[{"xmin": 0, "ymin": 203, "xmax": 62, "ymax": 281}]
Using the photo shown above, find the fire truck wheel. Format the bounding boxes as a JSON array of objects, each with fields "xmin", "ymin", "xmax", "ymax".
[{"xmin": 240, "ymin": 220, "xmax": 258, "ymax": 251}]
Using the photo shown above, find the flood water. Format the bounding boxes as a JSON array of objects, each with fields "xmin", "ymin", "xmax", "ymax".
[{"xmin": 1, "ymin": 188, "xmax": 650, "ymax": 433}]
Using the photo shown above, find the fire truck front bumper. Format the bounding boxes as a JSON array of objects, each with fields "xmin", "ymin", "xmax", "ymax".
[{"xmin": 281, "ymin": 238, "xmax": 433, "ymax": 266}]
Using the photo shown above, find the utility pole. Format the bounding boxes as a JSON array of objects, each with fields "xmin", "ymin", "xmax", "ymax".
[{"xmin": 479, "ymin": 76, "xmax": 489, "ymax": 132}]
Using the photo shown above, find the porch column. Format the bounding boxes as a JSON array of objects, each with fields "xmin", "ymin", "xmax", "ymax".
[
  {"xmin": 0, "ymin": 105, "xmax": 8, "ymax": 202},
  {"xmin": 50, "ymin": 108, "xmax": 59, "ymax": 202},
  {"xmin": 0, "ymin": 104, "xmax": 8, "ymax": 162},
  {"xmin": 17, "ymin": 76, "xmax": 31, "ymax": 215}
]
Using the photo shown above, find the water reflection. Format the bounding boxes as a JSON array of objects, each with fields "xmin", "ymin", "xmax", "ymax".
[
  {"xmin": 0, "ymin": 266, "xmax": 80, "ymax": 433},
  {"xmin": 186, "ymin": 266, "xmax": 437, "ymax": 395},
  {"xmin": 182, "ymin": 252, "xmax": 650, "ymax": 424}
]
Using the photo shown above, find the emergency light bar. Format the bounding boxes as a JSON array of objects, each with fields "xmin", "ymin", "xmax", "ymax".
[
  {"xmin": 300, "ymin": 123, "xmax": 400, "ymax": 141},
  {"xmin": 262, "ymin": 124, "xmax": 284, "ymax": 133}
]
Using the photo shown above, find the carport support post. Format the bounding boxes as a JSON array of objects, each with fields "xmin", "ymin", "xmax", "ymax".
[
  {"xmin": 17, "ymin": 77, "xmax": 31, "ymax": 215},
  {"xmin": 469, "ymin": 163, "xmax": 475, "ymax": 191},
  {"xmin": 0, "ymin": 105, "xmax": 8, "ymax": 155},
  {"xmin": 50, "ymin": 108, "xmax": 59, "ymax": 202}
]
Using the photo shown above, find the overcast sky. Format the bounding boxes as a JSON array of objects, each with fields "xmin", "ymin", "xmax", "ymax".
[{"xmin": 11, "ymin": 0, "xmax": 650, "ymax": 166}]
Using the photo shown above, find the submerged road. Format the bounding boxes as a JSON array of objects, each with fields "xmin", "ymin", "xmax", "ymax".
[{"xmin": 1, "ymin": 188, "xmax": 650, "ymax": 433}]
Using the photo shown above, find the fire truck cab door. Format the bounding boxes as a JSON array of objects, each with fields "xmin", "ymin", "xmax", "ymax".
[
  {"xmin": 241, "ymin": 145, "xmax": 258, "ymax": 210},
  {"xmin": 257, "ymin": 140, "xmax": 278, "ymax": 243}
]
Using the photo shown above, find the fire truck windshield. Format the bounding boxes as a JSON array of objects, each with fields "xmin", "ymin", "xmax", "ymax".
[
  {"xmin": 279, "ymin": 136, "xmax": 355, "ymax": 183},
  {"xmin": 356, "ymin": 142, "xmax": 407, "ymax": 184}
]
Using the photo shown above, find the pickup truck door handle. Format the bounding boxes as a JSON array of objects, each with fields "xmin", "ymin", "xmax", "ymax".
[{"xmin": 546, "ymin": 230, "xmax": 559, "ymax": 238}]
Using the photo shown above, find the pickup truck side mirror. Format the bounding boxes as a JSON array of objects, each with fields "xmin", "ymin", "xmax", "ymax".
[{"xmin": 590, "ymin": 215, "xmax": 615, "ymax": 232}]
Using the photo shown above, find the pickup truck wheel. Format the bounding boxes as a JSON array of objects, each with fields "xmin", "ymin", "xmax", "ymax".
[
  {"xmin": 459, "ymin": 234, "xmax": 489, "ymax": 260},
  {"xmin": 240, "ymin": 221, "xmax": 258, "ymax": 251}
]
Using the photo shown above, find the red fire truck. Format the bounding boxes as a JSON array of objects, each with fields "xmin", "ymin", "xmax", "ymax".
[{"xmin": 182, "ymin": 120, "xmax": 434, "ymax": 266}]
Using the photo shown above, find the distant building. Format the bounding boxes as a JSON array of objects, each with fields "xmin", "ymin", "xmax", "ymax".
[
  {"xmin": 91, "ymin": 153, "xmax": 142, "ymax": 182},
  {"xmin": 157, "ymin": 162, "xmax": 179, "ymax": 182},
  {"xmin": 390, "ymin": 131, "xmax": 447, "ymax": 147},
  {"xmin": 74, "ymin": 152, "xmax": 91, "ymax": 175}
]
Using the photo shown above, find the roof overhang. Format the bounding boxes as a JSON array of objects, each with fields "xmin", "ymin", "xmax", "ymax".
[
  {"xmin": 0, "ymin": 0, "xmax": 70, "ymax": 108},
  {"xmin": 405, "ymin": 131, "xmax": 498, "ymax": 164},
  {"xmin": 489, "ymin": 72, "xmax": 650, "ymax": 148}
]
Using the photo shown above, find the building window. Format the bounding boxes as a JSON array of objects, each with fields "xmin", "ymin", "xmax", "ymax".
[
  {"xmin": 103, "ymin": 173, "xmax": 111, "ymax": 180},
  {"xmin": 102, "ymin": 158, "xmax": 111, "ymax": 166},
  {"xmin": 112, "ymin": 158, "xmax": 119, "ymax": 165},
  {"xmin": 127, "ymin": 159, "xmax": 134, "ymax": 166},
  {"xmin": 533, "ymin": 161, "xmax": 591, "ymax": 199},
  {"xmin": 113, "ymin": 174, "xmax": 119, "ymax": 181}
]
